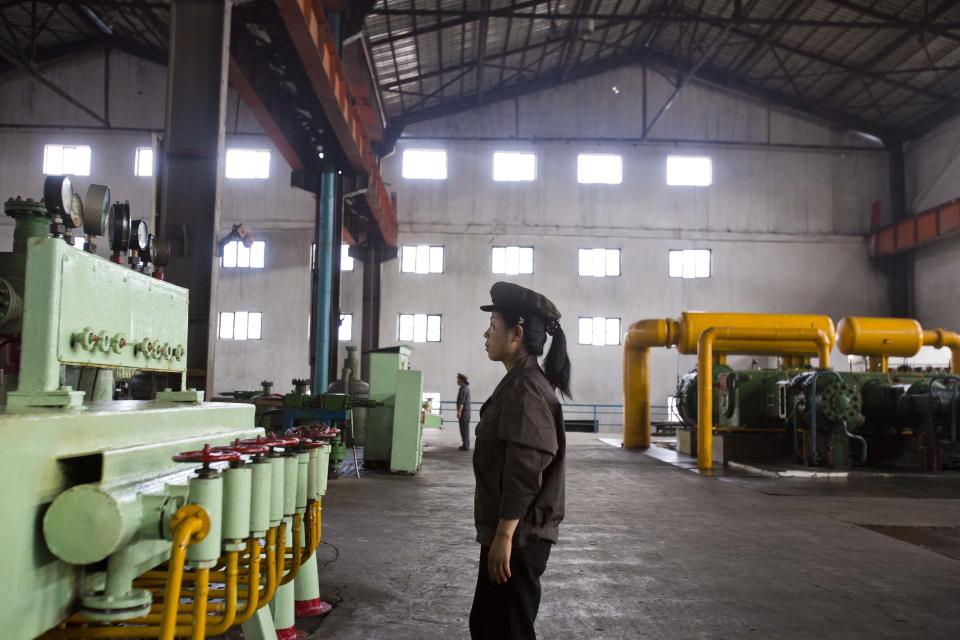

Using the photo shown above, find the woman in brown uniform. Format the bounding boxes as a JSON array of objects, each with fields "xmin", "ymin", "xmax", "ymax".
[{"xmin": 470, "ymin": 282, "xmax": 571, "ymax": 640}]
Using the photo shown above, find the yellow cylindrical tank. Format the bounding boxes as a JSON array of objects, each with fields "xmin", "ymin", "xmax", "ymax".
[
  {"xmin": 837, "ymin": 317, "xmax": 923, "ymax": 357},
  {"xmin": 676, "ymin": 312, "xmax": 836, "ymax": 355}
]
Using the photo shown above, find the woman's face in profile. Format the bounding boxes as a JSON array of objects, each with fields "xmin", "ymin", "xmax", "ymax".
[{"xmin": 483, "ymin": 312, "xmax": 517, "ymax": 362}]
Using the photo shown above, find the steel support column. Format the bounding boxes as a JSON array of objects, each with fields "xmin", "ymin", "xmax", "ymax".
[
  {"xmin": 886, "ymin": 139, "xmax": 914, "ymax": 318},
  {"xmin": 311, "ymin": 169, "xmax": 337, "ymax": 394},
  {"xmin": 158, "ymin": 0, "xmax": 231, "ymax": 395},
  {"xmin": 327, "ymin": 175, "xmax": 344, "ymax": 383},
  {"xmin": 360, "ymin": 241, "xmax": 383, "ymax": 380}
]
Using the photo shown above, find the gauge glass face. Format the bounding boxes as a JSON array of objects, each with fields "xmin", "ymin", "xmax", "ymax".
[
  {"xmin": 60, "ymin": 177, "xmax": 73, "ymax": 212},
  {"xmin": 136, "ymin": 221, "xmax": 148, "ymax": 250}
]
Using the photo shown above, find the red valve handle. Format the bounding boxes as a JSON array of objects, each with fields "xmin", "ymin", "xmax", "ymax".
[
  {"xmin": 212, "ymin": 441, "xmax": 269, "ymax": 456},
  {"xmin": 265, "ymin": 433, "xmax": 300, "ymax": 448},
  {"xmin": 172, "ymin": 443, "xmax": 240, "ymax": 464}
]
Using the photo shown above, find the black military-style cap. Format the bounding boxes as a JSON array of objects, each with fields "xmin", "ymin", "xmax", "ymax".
[{"xmin": 480, "ymin": 281, "xmax": 561, "ymax": 322}]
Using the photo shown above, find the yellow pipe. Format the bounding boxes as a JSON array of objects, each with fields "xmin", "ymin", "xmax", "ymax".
[
  {"xmin": 280, "ymin": 513, "xmax": 303, "ymax": 584},
  {"xmin": 233, "ymin": 538, "xmax": 263, "ymax": 625},
  {"xmin": 698, "ymin": 327, "xmax": 830, "ymax": 470},
  {"xmin": 923, "ymin": 329, "xmax": 960, "ymax": 374},
  {"xmin": 259, "ymin": 526, "xmax": 280, "ymax": 608},
  {"xmin": 623, "ymin": 319, "xmax": 678, "ymax": 449},
  {"xmin": 190, "ymin": 568, "xmax": 209, "ymax": 640}
]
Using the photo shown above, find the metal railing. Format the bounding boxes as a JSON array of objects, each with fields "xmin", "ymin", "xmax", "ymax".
[{"xmin": 435, "ymin": 400, "xmax": 677, "ymax": 432}]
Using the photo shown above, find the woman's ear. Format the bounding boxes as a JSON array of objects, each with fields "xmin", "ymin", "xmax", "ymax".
[{"xmin": 512, "ymin": 324, "xmax": 525, "ymax": 345}]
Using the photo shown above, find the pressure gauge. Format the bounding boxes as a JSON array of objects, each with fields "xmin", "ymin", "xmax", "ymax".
[
  {"xmin": 67, "ymin": 194, "xmax": 84, "ymax": 229},
  {"xmin": 43, "ymin": 175, "xmax": 73, "ymax": 219},
  {"xmin": 108, "ymin": 202, "xmax": 131, "ymax": 252},
  {"xmin": 129, "ymin": 219, "xmax": 149, "ymax": 252},
  {"xmin": 82, "ymin": 184, "xmax": 111, "ymax": 237},
  {"xmin": 141, "ymin": 234, "xmax": 156, "ymax": 264}
]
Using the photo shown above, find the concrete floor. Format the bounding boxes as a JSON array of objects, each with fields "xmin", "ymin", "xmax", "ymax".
[{"xmin": 297, "ymin": 427, "xmax": 960, "ymax": 640}]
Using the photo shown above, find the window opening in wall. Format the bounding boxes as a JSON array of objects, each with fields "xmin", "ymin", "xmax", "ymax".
[
  {"xmin": 221, "ymin": 240, "xmax": 265, "ymax": 268},
  {"xmin": 423, "ymin": 392, "xmax": 441, "ymax": 415},
  {"xmin": 402, "ymin": 149, "xmax": 447, "ymax": 180},
  {"xmin": 225, "ymin": 148, "xmax": 271, "ymax": 179},
  {"xmin": 493, "ymin": 152, "xmax": 536, "ymax": 182},
  {"xmin": 667, "ymin": 155, "xmax": 712, "ymax": 187},
  {"xmin": 578, "ymin": 317, "xmax": 621, "ymax": 346},
  {"xmin": 578, "ymin": 248, "xmax": 621, "ymax": 277},
  {"xmin": 218, "ymin": 311, "xmax": 262, "ymax": 340},
  {"xmin": 400, "ymin": 245, "xmax": 444, "ymax": 274},
  {"xmin": 43, "ymin": 144, "xmax": 91, "ymax": 176},
  {"xmin": 397, "ymin": 313, "xmax": 442, "ymax": 343},
  {"xmin": 491, "ymin": 246, "xmax": 533, "ymax": 275},
  {"xmin": 338, "ymin": 314, "xmax": 352, "ymax": 341},
  {"xmin": 71, "ymin": 237, "xmax": 86, "ymax": 250},
  {"xmin": 135, "ymin": 147, "xmax": 154, "ymax": 177},
  {"xmin": 577, "ymin": 153, "xmax": 622, "ymax": 185},
  {"xmin": 668, "ymin": 249, "xmax": 711, "ymax": 278}
]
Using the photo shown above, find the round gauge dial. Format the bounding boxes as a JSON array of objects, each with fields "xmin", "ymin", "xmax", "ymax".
[
  {"xmin": 83, "ymin": 184, "xmax": 111, "ymax": 237},
  {"xmin": 43, "ymin": 175, "xmax": 73, "ymax": 219},
  {"xmin": 130, "ymin": 219, "xmax": 149, "ymax": 252},
  {"xmin": 67, "ymin": 194, "xmax": 83, "ymax": 229},
  {"xmin": 141, "ymin": 234, "xmax": 156, "ymax": 264},
  {"xmin": 108, "ymin": 203, "xmax": 131, "ymax": 252}
]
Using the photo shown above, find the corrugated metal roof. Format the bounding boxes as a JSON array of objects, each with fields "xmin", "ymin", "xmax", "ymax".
[{"xmin": 363, "ymin": 0, "xmax": 960, "ymax": 138}]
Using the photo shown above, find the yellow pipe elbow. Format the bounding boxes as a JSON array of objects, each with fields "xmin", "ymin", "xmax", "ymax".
[
  {"xmin": 923, "ymin": 329, "xmax": 960, "ymax": 374},
  {"xmin": 623, "ymin": 319, "xmax": 679, "ymax": 450}
]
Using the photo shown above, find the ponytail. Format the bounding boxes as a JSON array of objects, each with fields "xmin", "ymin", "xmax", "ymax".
[{"xmin": 543, "ymin": 324, "xmax": 572, "ymax": 400}]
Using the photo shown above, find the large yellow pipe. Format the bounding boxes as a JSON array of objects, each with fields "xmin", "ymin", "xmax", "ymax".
[
  {"xmin": 623, "ymin": 313, "xmax": 835, "ymax": 450},
  {"xmin": 697, "ymin": 327, "xmax": 831, "ymax": 470},
  {"xmin": 923, "ymin": 328, "xmax": 960, "ymax": 374},
  {"xmin": 623, "ymin": 319, "xmax": 678, "ymax": 449}
]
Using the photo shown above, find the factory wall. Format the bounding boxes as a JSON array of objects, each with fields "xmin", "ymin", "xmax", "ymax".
[
  {"xmin": 378, "ymin": 64, "xmax": 891, "ymax": 417},
  {"xmin": 0, "ymin": 53, "xmax": 892, "ymax": 417},
  {"xmin": 905, "ymin": 114, "xmax": 960, "ymax": 332}
]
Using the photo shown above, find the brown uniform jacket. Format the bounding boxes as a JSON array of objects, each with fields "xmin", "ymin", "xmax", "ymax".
[{"xmin": 473, "ymin": 355, "xmax": 565, "ymax": 546}]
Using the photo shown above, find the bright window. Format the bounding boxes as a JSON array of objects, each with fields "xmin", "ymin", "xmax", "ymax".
[
  {"xmin": 578, "ymin": 317, "xmax": 621, "ymax": 346},
  {"xmin": 667, "ymin": 396, "xmax": 681, "ymax": 422},
  {"xmin": 222, "ymin": 240, "xmax": 265, "ymax": 269},
  {"xmin": 219, "ymin": 311, "xmax": 262, "ymax": 340},
  {"xmin": 71, "ymin": 237, "xmax": 86, "ymax": 250},
  {"xmin": 402, "ymin": 149, "xmax": 447, "ymax": 180},
  {"xmin": 577, "ymin": 153, "xmax": 622, "ymax": 185},
  {"xmin": 400, "ymin": 245, "xmax": 444, "ymax": 274},
  {"xmin": 135, "ymin": 147, "xmax": 154, "ymax": 177},
  {"xmin": 668, "ymin": 249, "xmax": 711, "ymax": 279},
  {"xmin": 43, "ymin": 144, "xmax": 91, "ymax": 176},
  {"xmin": 578, "ymin": 248, "xmax": 621, "ymax": 277},
  {"xmin": 667, "ymin": 155, "xmax": 712, "ymax": 187},
  {"xmin": 492, "ymin": 246, "xmax": 533, "ymax": 275},
  {"xmin": 225, "ymin": 148, "xmax": 271, "ymax": 179},
  {"xmin": 493, "ymin": 152, "xmax": 536, "ymax": 182},
  {"xmin": 338, "ymin": 314, "xmax": 352, "ymax": 341},
  {"xmin": 422, "ymin": 392, "xmax": 442, "ymax": 415},
  {"xmin": 341, "ymin": 244, "xmax": 354, "ymax": 271},
  {"xmin": 397, "ymin": 313, "xmax": 442, "ymax": 343}
]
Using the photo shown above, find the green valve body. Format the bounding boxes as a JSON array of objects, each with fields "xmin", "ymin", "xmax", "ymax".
[
  {"xmin": 186, "ymin": 474, "xmax": 223, "ymax": 568},
  {"xmin": 249, "ymin": 459, "xmax": 272, "ymax": 536},
  {"xmin": 268, "ymin": 454, "xmax": 285, "ymax": 526},
  {"xmin": 283, "ymin": 455, "xmax": 298, "ymax": 517},
  {"xmin": 317, "ymin": 444, "xmax": 331, "ymax": 496},
  {"xmin": 222, "ymin": 466, "xmax": 252, "ymax": 551},
  {"xmin": 296, "ymin": 451, "xmax": 309, "ymax": 513}
]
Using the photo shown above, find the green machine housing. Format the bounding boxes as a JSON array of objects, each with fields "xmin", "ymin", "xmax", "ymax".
[
  {"xmin": 365, "ymin": 346, "xmax": 424, "ymax": 473},
  {"xmin": 0, "ymin": 226, "xmax": 261, "ymax": 638},
  {"xmin": 675, "ymin": 364, "xmax": 959, "ymax": 470}
]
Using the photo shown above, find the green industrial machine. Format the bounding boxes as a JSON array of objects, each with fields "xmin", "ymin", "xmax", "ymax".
[
  {"xmin": 0, "ymin": 179, "xmax": 331, "ymax": 640},
  {"xmin": 365, "ymin": 346, "xmax": 424, "ymax": 473},
  {"xmin": 675, "ymin": 364, "xmax": 960, "ymax": 470}
]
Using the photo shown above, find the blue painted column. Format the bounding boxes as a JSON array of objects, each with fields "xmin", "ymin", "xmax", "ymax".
[{"xmin": 312, "ymin": 169, "xmax": 336, "ymax": 394}]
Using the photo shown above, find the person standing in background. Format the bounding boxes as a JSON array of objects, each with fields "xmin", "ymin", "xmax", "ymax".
[{"xmin": 457, "ymin": 373, "xmax": 472, "ymax": 451}]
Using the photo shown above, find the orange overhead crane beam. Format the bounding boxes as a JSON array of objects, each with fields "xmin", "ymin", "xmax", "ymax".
[
  {"xmin": 869, "ymin": 198, "xmax": 960, "ymax": 257},
  {"xmin": 229, "ymin": 57, "xmax": 356, "ymax": 246},
  {"xmin": 274, "ymin": 0, "xmax": 398, "ymax": 247}
]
